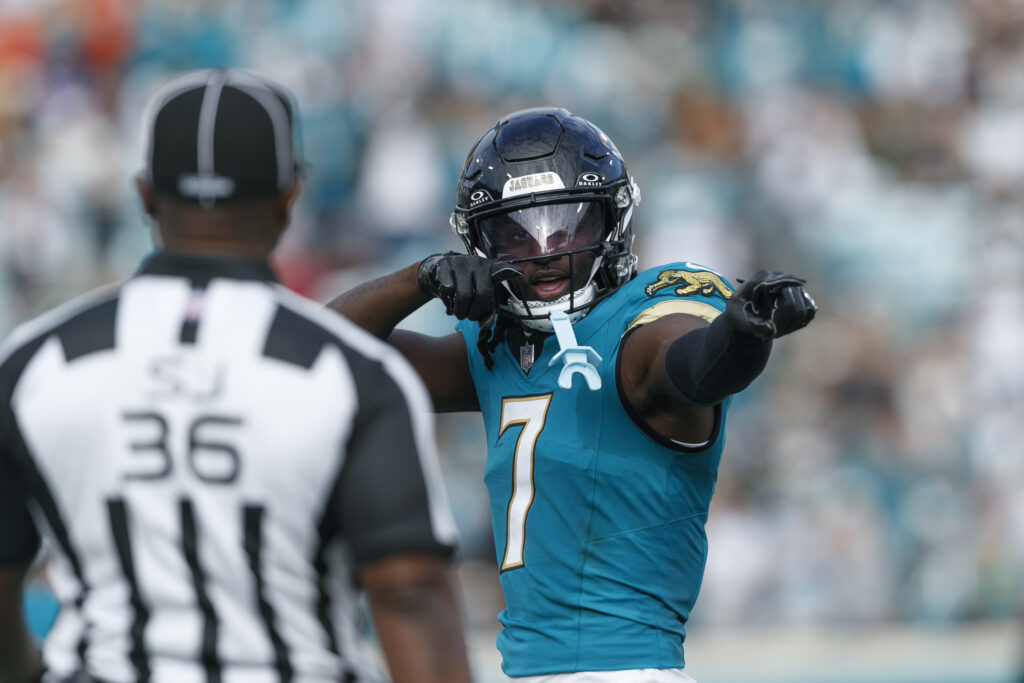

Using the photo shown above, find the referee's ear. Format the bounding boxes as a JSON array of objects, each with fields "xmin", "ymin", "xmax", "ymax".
[
  {"xmin": 135, "ymin": 173, "xmax": 157, "ymax": 219},
  {"xmin": 277, "ymin": 179, "xmax": 301, "ymax": 227}
]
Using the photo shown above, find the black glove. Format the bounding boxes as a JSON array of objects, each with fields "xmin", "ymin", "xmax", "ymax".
[
  {"xmin": 726, "ymin": 270, "xmax": 817, "ymax": 340},
  {"xmin": 417, "ymin": 252, "xmax": 523, "ymax": 321}
]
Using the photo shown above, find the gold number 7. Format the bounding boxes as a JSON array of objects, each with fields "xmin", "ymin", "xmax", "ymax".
[{"xmin": 498, "ymin": 394, "xmax": 552, "ymax": 571}]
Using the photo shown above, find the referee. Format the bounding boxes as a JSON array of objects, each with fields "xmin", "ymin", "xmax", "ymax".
[{"xmin": 0, "ymin": 69, "xmax": 472, "ymax": 683}]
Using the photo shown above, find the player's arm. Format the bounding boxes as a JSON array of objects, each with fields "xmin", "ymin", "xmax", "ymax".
[
  {"xmin": 619, "ymin": 313, "xmax": 720, "ymax": 445},
  {"xmin": 325, "ymin": 256, "xmax": 519, "ymax": 413},
  {"xmin": 325, "ymin": 262, "xmax": 432, "ymax": 343},
  {"xmin": 619, "ymin": 271, "xmax": 816, "ymax": 446},
  {"xmin": 385, "ymin": 330, "xmax": 478, "ymax": 413},
  {"xmin": 325, "ymin": 261, "xmax": 476, "ymax": 411}
]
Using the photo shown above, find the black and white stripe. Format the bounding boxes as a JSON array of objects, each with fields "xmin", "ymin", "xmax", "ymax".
[
  {"xmin": 195, "ymin": 70, "xmax": 227, "ymax": 180},
  {"xmin": 107, "ymin": 498, "xmax": 151, "ymax": 682},
  {"xmin": 0, "ymin": 288, "xmax": 122, "ymax": 670},
  {"xmin": 179, "ymin": 499, "xmax": 221, "ymax": 683},
  {"xmin": 243, "ymin": 504, "xmax": 292, "ymax": 683}
]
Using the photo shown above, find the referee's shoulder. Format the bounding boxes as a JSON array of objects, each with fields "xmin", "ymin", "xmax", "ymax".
[
  {"xmin": 266, "ymin": 286, "xmax": 430, "ymax": 407},
  {"xmin": 0, "ymin": 280, "xmax": 124, "ymax": 369}
]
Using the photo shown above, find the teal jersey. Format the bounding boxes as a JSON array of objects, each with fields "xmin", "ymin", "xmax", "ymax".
[{"xmin": 456, "ymin": 262, "xmax": 736, "ymax": 676}]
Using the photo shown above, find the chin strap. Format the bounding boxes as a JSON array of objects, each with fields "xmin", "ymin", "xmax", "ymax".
[{"xmin": 547, "ymin": 310, "xmax": 602, "ymax": 391}]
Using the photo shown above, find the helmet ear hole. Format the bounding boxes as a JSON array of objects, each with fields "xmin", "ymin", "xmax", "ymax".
[
  {"xmin": 614, "ymin": 186, "xmax": 631, "ymax": 209},
  {"xmin": 449, "ymin": 212, "xmax": 471, "ymax": 251}
]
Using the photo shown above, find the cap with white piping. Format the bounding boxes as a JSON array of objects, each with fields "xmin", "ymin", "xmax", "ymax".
[{"xmin": 141, "ymin": 69, "xmax": 301, "ymax": 206}]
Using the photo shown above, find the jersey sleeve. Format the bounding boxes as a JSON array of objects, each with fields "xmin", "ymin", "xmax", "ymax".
[
  {"xmin": 327, "ymin": 352, "xmax": 458, "ymax": 566},
  {"xmin": 0, "ymin": 449, "xmax": 40, "ymax": 565},
  {"xmin": 0, "ymin": 345, "xmax": 41, "ymax": 565},
  {"xmin": 622, "ymin": 262, "xmax": 734, "ymax": 334}
]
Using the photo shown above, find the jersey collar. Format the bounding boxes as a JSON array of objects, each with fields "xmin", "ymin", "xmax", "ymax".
[{"xmin": 138, "ymin": 250, "xmax": 280, "ymax": 286}]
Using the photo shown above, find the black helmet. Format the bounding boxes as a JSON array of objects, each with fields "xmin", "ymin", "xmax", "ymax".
[{"xmin": 450, "ymin": 107, "xmax": 640, "ymax": 332}]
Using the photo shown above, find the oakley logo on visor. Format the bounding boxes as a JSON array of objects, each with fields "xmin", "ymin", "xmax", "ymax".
[{"xmin": 502, "ymin": 172, "xmax": 565, "ymax": 198}]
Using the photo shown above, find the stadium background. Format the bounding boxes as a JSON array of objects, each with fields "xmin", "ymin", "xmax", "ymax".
[{"xmin": 1, "ymin": 0, "xmax": 1023, "ymax": 681}]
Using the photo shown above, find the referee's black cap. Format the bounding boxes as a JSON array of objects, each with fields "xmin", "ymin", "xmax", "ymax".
[{"xmin": 141, "ymin": 69, "xmax": 302, "ymax": 206}]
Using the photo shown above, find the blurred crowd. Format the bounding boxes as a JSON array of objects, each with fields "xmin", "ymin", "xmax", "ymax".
[{"xmin": 2, "ymin": 0, "xmax": 1023, "ymax": 637}]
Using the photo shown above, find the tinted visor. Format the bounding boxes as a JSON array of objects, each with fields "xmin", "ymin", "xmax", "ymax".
[{"xmin": 478, "ymin": 201, "xmax": 608, "ymax": 261}]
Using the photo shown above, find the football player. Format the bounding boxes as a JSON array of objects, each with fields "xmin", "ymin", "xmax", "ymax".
[{"xmin": 328, "ymin": 107, "xmax": 816, "ymax": 681}]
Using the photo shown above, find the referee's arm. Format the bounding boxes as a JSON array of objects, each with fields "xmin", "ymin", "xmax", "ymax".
[
  {"xmin": 0, "ymin": 448, "xmax": 44, "ymax": 683},
  {"xmin": 0, "ymin": 564, "xmax": 42, "ymax": 683},
  {"xmin": 362, "ymin": 554, "xmax": 470, "ymax": 683},
  {"xmin": 332, "ymin": 354, "xmax": 471, "ymax": 683}
]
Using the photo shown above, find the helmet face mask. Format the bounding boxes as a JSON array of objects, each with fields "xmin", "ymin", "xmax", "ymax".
[{"xmin": 451, "ymin": 107, "xmax": 640, "ymax": 332}]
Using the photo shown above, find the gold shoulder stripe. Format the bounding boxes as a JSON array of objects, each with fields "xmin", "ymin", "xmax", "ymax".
[{"xmin": 626, "ymin": 300, "xmax": 723, "ymax": 333}]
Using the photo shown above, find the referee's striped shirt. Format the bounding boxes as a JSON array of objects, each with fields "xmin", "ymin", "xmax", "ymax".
[{"xmin": 0, "ymin": 251, "xmax": 459, "ymax": 683}]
